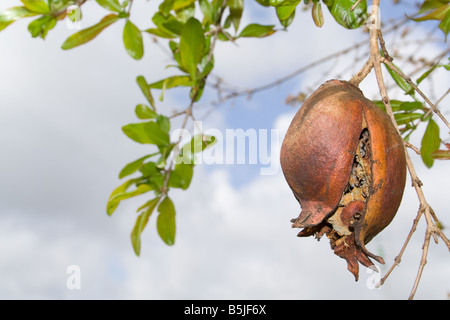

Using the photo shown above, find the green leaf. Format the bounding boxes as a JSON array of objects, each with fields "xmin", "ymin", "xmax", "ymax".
[
  {"xmin": 0, "ymin": 6, "xmax": 37, "ymax": 31},
  {"xmin": 20, "ymin": 0, "xmax": 49, "ymax": 13},
  {"xmin": 169, "ymin": 163, "xmax": 193, "ymax": 189},
  {"xmin": 373, "ymin": 100, "xmax": 424, "ymax": 113},
  {"xmin": 119, "ymin": 154, "xmax": 156, "ymax": 179},
  {"xmin": 269, "ymin": 0, "xmax": 300, "ymax": 6},
  {"xmin": 139, "ymin": 161, "xmax": 160, "ymax": 177},
  {"xmin": 373, "ymin": 99, "xmax": 397, "ymax": 112},
  {"xmin": 256, "ymin": 0, "xmax": 271, "ymax": 6},
  {"xmin": 145, "ymin": 27, "xmax": 177, "ymax": 38},
  {"xmin": 398, "ymin": 101, "xmax": 424, "ymax": 112},
  {"xmin": 276, "ymin": 2, "xmax": 298, "ymax": 28},
  {"xmin": 123, "ymin": 20, "xmax": 144, "ymax": 60},
  {"xmin": 157, "ymin": 197, "xmax": 176, "ymax": 245},
  {"xmin": 107, "ymin": 178, "xmax": 145, "ymax": 215},
  {"xmin": 413, "ymin": 3, "xmax": 450, "ymax": 21},
  {"xmin": 148, "ymin": 75, "xmax": 192, "ymax": 89},
  {"xmin": 420, "ymin": 118, "xmax": 440, "ymax": 168},
  {"xmin": 108, "ymin": 178, "xmax": 139, "ymax": 198},
  {"xmin": 279, "ymin": 9, "xmax": 296, "ymax": 28},
  {"xmin": 227, "ymin": 0, "xmax": 244, "ymax": 32},
  {"xmin": 163, "ymin": 20, "xmax": 184, "ymax": 35},
  {"xmin": 67, "ymin": 5, "xmax": 81, "ymax": 23},
  {"xmin": 173, "ymin": 0, "xmax": 197, "ymax": 11},
  {"xmin": 175, "ymin": 134, "xmax": 216, "ymax": 164},
  {"xmin": 418, "ymin": 0, "xmax": 449, "ymax": 14},
  {"xmin": 179, "ymin": 17, "xmax": 205, "ymax": 79},
  {"xmin": 61, "ymin": 14, "xmax": 119, "ymax": 50},
  {"xmin": 191, "ymin": 78, "xmax": 206, "ymax": 101},
  {"xmin": 169, "ymin": 40, "xmax": 181, "ymax": 62},
  {"xmin": 149, "ymin": 75, "xmax": 192, "ymax": 101},
  {"xmin": 122, "ymin": 121, "xmax": 170, "ymax": 146},
  {"xmin": 417, "ymin": 63, "xmax": 440, "ymax": 84},
  {"xmin": 136, "ymin": 76, "xmax": 156, "ymax": 109},
  {"xmin": 394, "ymin": 112, "xmax": 423, "ymax": 125},
  {"xmin": 152, "ymin": 11, "xmax": 173, "ymax": 29},
  {"xmin": 107, "ymin": 184, "xmax": 152, "ymax": 216},
  {"xmin": 135, "ymin": 104, "xmax": 157, "ymax": 120},
  {"xmin": 413, "ymin": 3, "xmax": 450, "ymax": 37},
  {"xmin": 159, "ymin": 0, "xmax": 175, "ymax": 15},
  {"xmin": 439, "ymin": 9, "xmax": 450, "ymax": 37},
  {"xmin": 199, "ymin": 52, "xmax": 214, "ymax": 78},
  {"xmin": 327, "ymin": 0, "xmax": 368, "ymax": 29},
  {"xmin": 131, "ymin": 197, "xmax": 160, "ymax": 256},
  {"xmin": 28, "ymin": 15, "xmax": 56, "ymax": 38},
  {"xmin": 384, "ymin": 61, "xmax": 414, "ymax": 96},
  {"xmin": 146, "ymin": 11, "xmax": 184, "ymax": 39},
  {"xmin": 312, "ymin": 2, "xmax": 324, "ymax": 27},
  {"xmin": 96, "ymin": 0, "xmax": 123, "ymax": 13},
  {"xmin": 174, "ymin": 2, "xmax": 195, "ymax": 22},
  {"xmin": 276, "ymin": 4, "xmax": 298, "ymax": 20},
  {"xmin": 199, "ymin": 0, "xmax": 214, "ymax": 23},
  {"xmin": 145, "ymin": 169, "xmax": 165, "ymax": 190},
  {"xmin": 210, "ymin": 0, "xmax": 226, "ymax": 23},
  {"xmin": 431, "ymin": 149, "xmax": 450, "ymax": 160},
  {"xmin": 156, "ymin": 144, "xmax": 176, "ymax": 169},
  {"xmin": 157, "ymin": 115, "xmax": 171, "ymax": 133},
  {"xmin": 238, "ymin": 23, "xmax": 276, "ymax": 38},
  {"xmin": 416, "ymin": 59, "xmax": 450, "ymax": 84},
  {"xmin": 443, "ymin": 57, "xmax": 450, "ymax": 70}
]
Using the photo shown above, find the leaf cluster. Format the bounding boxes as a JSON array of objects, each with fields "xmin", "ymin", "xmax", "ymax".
[
  {"xmin": 106, "ymin": 75, "xmax": 214, "ymax": 254},
  {"xmin": 255, "ymin": 0, "xmax": 368, "ymax": 29}
]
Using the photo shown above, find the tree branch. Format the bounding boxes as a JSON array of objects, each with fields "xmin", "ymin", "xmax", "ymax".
[
  {"xmin": 199, "ymin": 16, "xmax": 413, "ymax": 120},
  {"xmin": 368, "ymin": 0, "xmax": 449, "ymax": 299},
  {"xmin": 380, "ymin": 57, "xmax": 450, "ymax": 130},
  {"xmin": 160, "ymin": 0, "xmax": 228, "ymax": 195},
  {"xmin": 349, "ymin": 58, "xmax": 373, "ymax": 86}
]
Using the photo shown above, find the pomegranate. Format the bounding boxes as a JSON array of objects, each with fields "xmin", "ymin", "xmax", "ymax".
[{"xmin": 280, "ymin": 80, "xmax": 406, "ymax": 280}]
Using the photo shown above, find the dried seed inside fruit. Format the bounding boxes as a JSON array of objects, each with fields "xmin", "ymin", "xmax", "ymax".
[{"xmin": 280, "ymin": 79, "xmax": 406, "ymax": 281}]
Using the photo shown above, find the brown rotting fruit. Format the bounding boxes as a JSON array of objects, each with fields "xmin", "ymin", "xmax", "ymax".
[{"xmin": 280, "ymin": 79, "xmax": 406, "ymax": 281}]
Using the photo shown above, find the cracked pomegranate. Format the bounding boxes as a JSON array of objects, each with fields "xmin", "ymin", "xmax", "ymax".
[{"xmin": 280, "ymin": 79, "xmax": 406, "ymax": 281}]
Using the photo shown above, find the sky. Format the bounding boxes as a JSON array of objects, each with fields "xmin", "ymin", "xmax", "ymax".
[{"xmin": 0, "ymin": 0, "xmax": 449, "ymax": 300}]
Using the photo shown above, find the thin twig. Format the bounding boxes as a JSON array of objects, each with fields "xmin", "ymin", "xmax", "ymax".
[
  {"xmin": 199, "ymin": 17, "xmax": 412, "ymax": 119},
  {"xmin": 409, "ymin": 227, "xmax": 432, "ymax": 299},
  {"xmin": 376, "ymin": 206, "xmax": 424, "ymax": 288},
  {"xmin": 369, "ymin": 0, "xmax": 449, "ymax": 299},
  {"xmin": 405, "ymin": 141, "xmax": 420, "ymax": 155},
  {"xmin": 435, "ymin": 88, "xmax": 450, "ymax": 107},
  {"xmin": 127, "ymin": 0, "xmax": 134, "ymax": 14},
  {"xmin": 169, "ymin": 110, "xmax": 187, "ymax": 119},
  {"xmin": 349, "ymin": 58, "xmax": 373, "ymax": 86},
  {"xmin": 380, "ymin": 57, "xmax": 450, "ymax": 129},
  {"xmin": 377, "ymin": 29, "xmax": 393, "ymax": 62}
]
